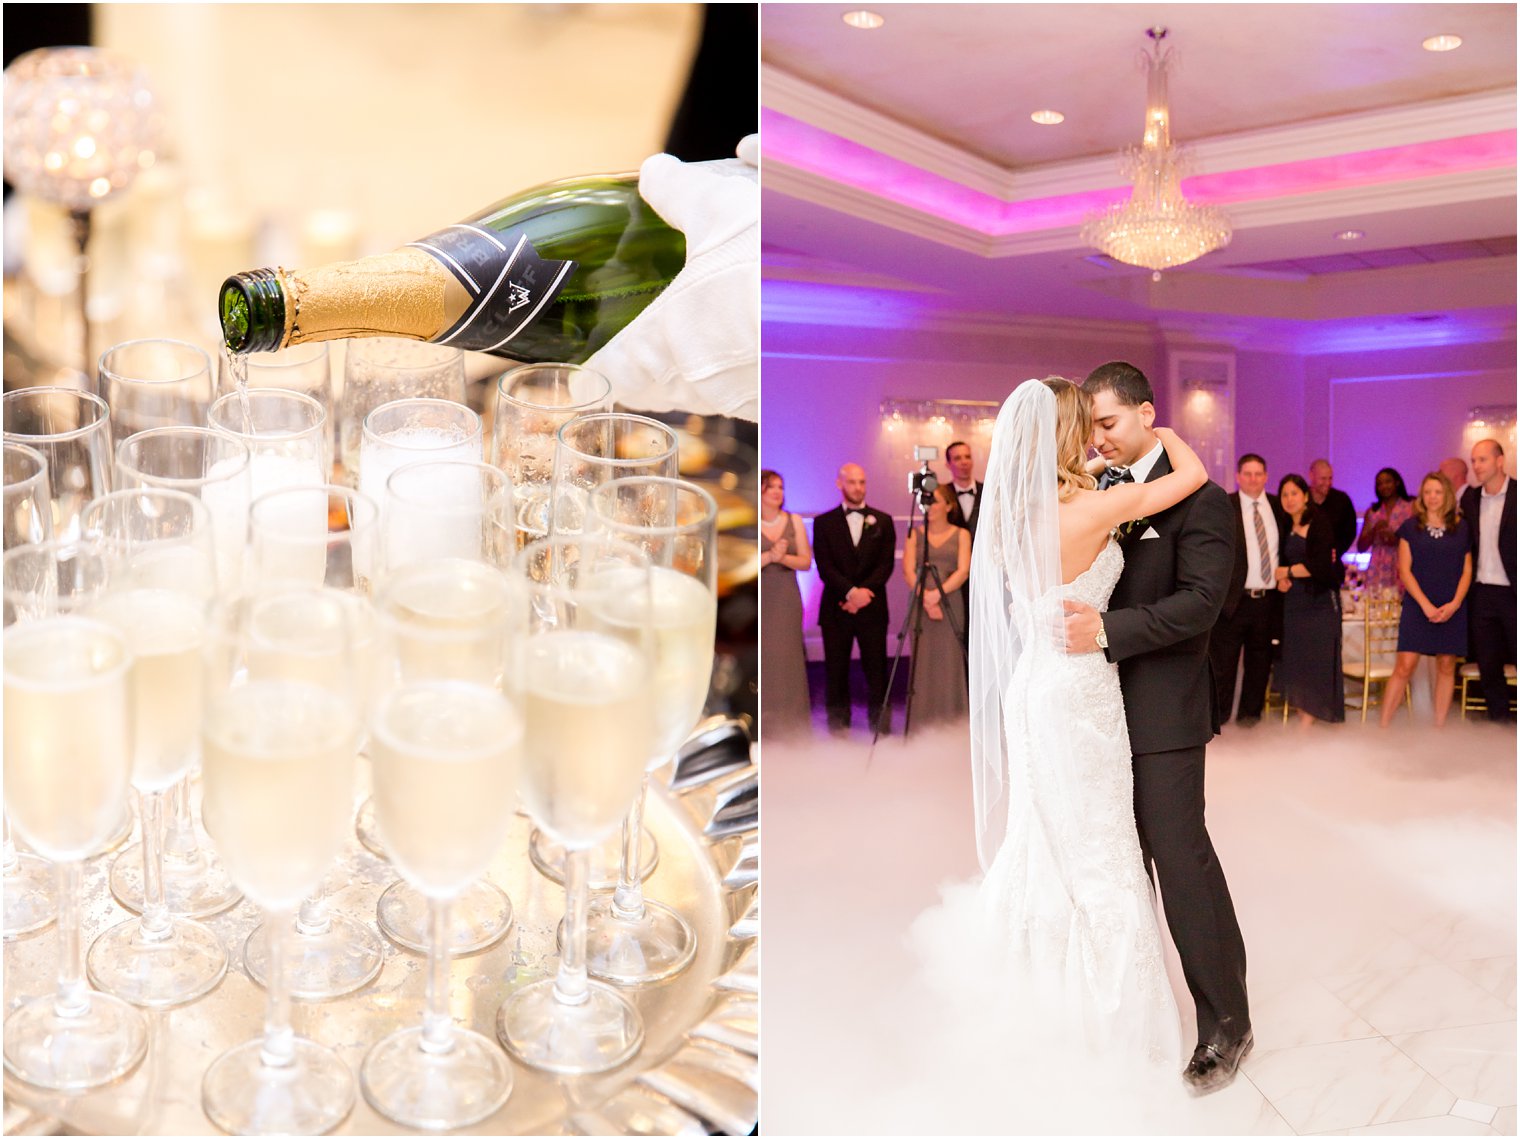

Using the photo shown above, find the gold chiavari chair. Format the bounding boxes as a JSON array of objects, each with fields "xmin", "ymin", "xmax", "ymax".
[
  {"xmin": 1460, "ymin": 661, "xmax": 1518, "ymax": 719},
  {"xmin": 1343, "ymin": 593, "xmax": 1412, "ymax": 722}
]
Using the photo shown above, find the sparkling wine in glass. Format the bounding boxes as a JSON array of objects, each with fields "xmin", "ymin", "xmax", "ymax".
[
  {"xmin": 497, "ymin": 535, "xmax": 655, "ymax": 1075},
  {"xmin": 338, "ymin": 339, "xmax": 466, "ymax": 488},
  {"xmin": 580, "ymin": 478, "xmax": 718, "ymax": 985},
  {"xmin": 199, "ymin": 586, "xmax": 362, "ymax": 1135},
  {"xmin": 3, "ymin": 616, "xmax": 148, "ymax": 1089}
]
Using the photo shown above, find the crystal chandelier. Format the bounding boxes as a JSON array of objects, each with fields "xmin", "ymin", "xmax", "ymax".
[{"xmin": 1081, "ymin": 27, "xmax": 1231, "ymax": 277}]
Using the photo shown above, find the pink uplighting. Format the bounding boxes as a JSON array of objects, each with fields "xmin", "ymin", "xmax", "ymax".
[{"xmin": 761, "ymin": 107, "xmax": 1517, "ymax": 237}]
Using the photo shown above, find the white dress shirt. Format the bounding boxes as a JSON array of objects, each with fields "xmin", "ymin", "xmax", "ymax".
[
  {"xmin": 952, "ymin": 481, "xmax": 977, "ymax": 520},
  {"xmin": 1238, "ymin": 492, "xmax": 1280, "ymax": 591},
  {"xmin": 1477, "ymin": 476, "xmax": 1511, "ymax": 587},
  {"xmin": 845, "ymin": 506, "xmax": 865, "ymax": 546},
  {"xmin": 1125, "ymin": 440, "xmax": 1166, "ymax": 486}
]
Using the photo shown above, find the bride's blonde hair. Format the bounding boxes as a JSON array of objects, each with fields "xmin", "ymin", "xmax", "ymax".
[{"xmin": 1042, "ymin": 376, "xmax": 1098, "ymax": 502}]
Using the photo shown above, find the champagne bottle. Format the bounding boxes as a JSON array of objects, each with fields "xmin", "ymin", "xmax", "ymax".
[{"xmin": 219, "ymin": 172, "xmax": 686, "ymax": 364}]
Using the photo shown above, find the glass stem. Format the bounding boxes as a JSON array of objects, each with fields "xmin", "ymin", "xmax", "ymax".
[
  {"xmin": 420, "ymin": 895, "xmax": 454, "ymax": 1056},
  {"xmin": 2, "ymin": 813, "xmax": 19, "ymax": 876},
  {"xmin": 137, "ymin": 789, "xmax": 172, "ymax": 941},
  {"xmin": 54, "ymin": 860, "xmax": 88, "ymax": 1018},
  {"xmin": 553, "ymin": 849, "xmax": 591, "ymax": 1007},
  {"xmin": 258, "ymin": 907, "xmax": 295, "ymax": 1069},
  {"xmin": 163, "ymin": 775, "xmax": 200, "ymax": 863},
  {"xmin": 610, "ymin": 775, "xmax": 650, "ymax": 921},
  {"xmin": 295, "ymin": 877, "xmax": 330, "ymax": 937}
]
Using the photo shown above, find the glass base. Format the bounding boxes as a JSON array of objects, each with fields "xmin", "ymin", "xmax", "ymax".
[
  {"xmin": 110, "ymin": 841, "xmax": 243, "ymax": 919},
  {"xmin": 496, "ymin": 977, "xmax": 644, "ymax": 1075},
  {"xmin": 86, "ymin": 916, "xmax": 228, "ymax": 1008},
  {"xmin": 3, "ymin": 990, "xmax": 148, "ymax": 1091},
  {"xmin": 377, "ymin": 879, "xmax": 512, "ymax": 956},
  {"xmin": 353, "ymin": 796, "xmax": 387, "ymax": 860},
  {"xmin": 202, "ymin": 1036, "xmax": 355, "ymax": 1136},
  {"xmin": 582, "ymin": 896, "xmax": 697, "ymax": 985},
  {"xmin": 3, "ymin": 853, "xmax": 57, "ymax": 938},
  {"xmin": 528, "ymin": 826, "xmax": 658, "ymax": 891},
  {"xmin": 84, "ymin": 804, "xmax": 136, "ymax": 859},
  {"xmin": 244, "ymin": 912, "xmax": 385, "ymax": 1000},
  {"xmin": 360, "ymin": 1025, "xmax": 512, "ymax": 1129}
]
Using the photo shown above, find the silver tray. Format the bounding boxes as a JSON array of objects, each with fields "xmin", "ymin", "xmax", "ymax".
[{"xmin": 3, "ymin": 717, "xmax": 758, "ymax": 1136}]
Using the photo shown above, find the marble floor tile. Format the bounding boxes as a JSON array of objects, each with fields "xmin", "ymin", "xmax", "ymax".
[
  {"xmin": 1304, "ymin": 925, "xmax": 1442, "ymax": 980},
  {"xmin": 1246, "ymin": 1036, "xmax": 1455, "ymax": 1133},
  {"xmin": 1401, "ymin": 912, "xmax": 1517, "ymax": 965},
  {"xmin": 1391, "ymin": 1020, "xmax": 1516, "ymax": 1108},
  {"xmin": 1453, "ymin": 1101, "xmax": 1502, "ymax": 1125},
  {"xmin": 1325, "ymin": 962, "xmax": 1515, "ymax": 1037},
  {"xmin": 1492, "ymin": 1105, "xmax": 1517, "ymax": 1134},
  {"xmin": 1450, "ymin": 957, "xmax": 1519, "ymax": 1010},
  {"xmin": 1342, "ymin": 1115, "xmax": 1498, "ymax": 1135},
  {"xmin": 1250, "ymin": 977, "xmax": 1380, "ymax": 1050}
]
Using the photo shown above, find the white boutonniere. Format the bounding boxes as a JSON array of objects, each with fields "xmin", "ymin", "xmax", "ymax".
[
  {"xmin": 863, "ymin": 514, "xmax": 877, "ymax": 529},
  {"xmin": 1118, "ymin": 516, "xmax": 1151, "ymax": 539}
]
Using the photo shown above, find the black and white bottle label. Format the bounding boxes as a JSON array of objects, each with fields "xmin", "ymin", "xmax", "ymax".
[{"xmin": 406, "ymin": 225, "xmax": 576, "ymax": 353}]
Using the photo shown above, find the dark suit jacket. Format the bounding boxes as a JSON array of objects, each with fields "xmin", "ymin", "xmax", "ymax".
[
  {"xmin": 950, "ymin": 480, "xmax": 983, "ymax": 540},
  {"xmin": 1103, "ymin": 451, "xmax": 1236, "ymax": 755},
  {"xmin": 1281, "ymin": 510, "xmax": 1347, "ymax": 593},
  {"xmin": 1315, "ymin": 486, "xmax": 1358, "ymax": 562},
  {"xmin": 1221, "ymin": 491, "xmax": 1292, "ymax": 620},
  {"xmin": 812, "ymin": 504, "xmax": 897, "ymax": 627},
  {"xmin": 1460, "ymin": 478, "xmax": 1517, "ymax": 586}
]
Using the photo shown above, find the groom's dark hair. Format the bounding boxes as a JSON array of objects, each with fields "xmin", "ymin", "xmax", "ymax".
[{"xmin": 1082, "ymin": 361, "xmax": 1154, "ymax": 407}]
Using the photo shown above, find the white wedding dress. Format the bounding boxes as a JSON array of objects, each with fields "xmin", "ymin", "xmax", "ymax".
[{"xmin": 977, "ymin": 534, "xmax": 1181, "ymax": 1064}]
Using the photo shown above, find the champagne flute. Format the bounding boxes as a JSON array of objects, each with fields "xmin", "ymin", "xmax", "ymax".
[
  {"xmin": 200, "ymin": 586, "xmax": 362, "ymax": 1135},
  {"xmin": 369, "ymin": 559, "xmax": 519, "ymax": 955},
  {"xmin": 358, "ymin": 397, "xmax": 481, "ymax": 537},
  {"xmin": 241, "ymin": 484, "xmax": 386, "ymax": 1000},
  {"xmin": 208, "ymin": 388, "xmax": 330, "ymax": 522},
  {"xmin": 580, "ymin": 478, "xmax": 718, "ymax": 984},
  {"xmin": 492, "ymin": 363, "xmax": 611, "ymax": 546},
  {"xmin": 359, "ymin": 565, "xmax": 523, "ymax": 1128},
  {"xmin": 112, "ymin": 426, "xmax": 249, "ymax": 918},
  {"xmin": 2, "ymin": 386, "xmax": 114, "ymax": 543},
  {"xmin": 384, "ymin": 460, "xmax": 513, "ymax": 573},
  {"xmin": 3, "ymin": 615, "xmax": 147, "ymax": 1089},
  {"xmin": 497, "ymin": 535, "xmax": 655, "ymax": 1074},
  {"xmin": 2, "ymin": 442, "xmax": 56, "ymax": 938},
  {"xmin": 78, "ymin": 489, "xmax": 227, "ymax": 1007},
  {"xmin": 217, "ymin": 343, "xmax": 336, "ymax": 477},
  {"xmin": 525, "ymin": 413, "xmax": 678, "ymax": 888},
  {"xmin": 98, "ymin": 338, "xmax": 214, "ymax": 438},
  {"xmin": 338, "ymin": 338, "xmax": 466, "ymax": 487}
]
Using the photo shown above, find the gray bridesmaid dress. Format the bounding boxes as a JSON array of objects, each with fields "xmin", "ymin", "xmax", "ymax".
[
  {"xmin": 761, "ymin": 514, "xmax": 814, "ymax": 739},
  {"xmin": 907, "ymin": 528, "xmax": 969, "ymax": 731}
]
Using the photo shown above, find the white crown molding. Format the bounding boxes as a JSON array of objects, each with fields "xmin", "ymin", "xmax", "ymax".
[{"xmin": 764, "ymin": 64, "xmax": 1517, "ymax": 202}]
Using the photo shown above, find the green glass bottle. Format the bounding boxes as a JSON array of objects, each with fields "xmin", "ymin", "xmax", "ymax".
[{"xmin": 219, "ymin": 172, "xmax": 686, "ymax": 364}]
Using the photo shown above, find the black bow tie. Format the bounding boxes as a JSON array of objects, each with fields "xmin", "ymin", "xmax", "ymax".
[
  {"xmin": 845, "ymin": 507, "xmax": 867, "ymax": 516},
  {"xmin": 1102, "ymin": 468, "xmax": 1135, "ymax": 488}
]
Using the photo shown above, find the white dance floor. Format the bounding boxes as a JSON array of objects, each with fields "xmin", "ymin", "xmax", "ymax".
[{"xmin": 761, "ymin": 716, "xmax": 1516, "ymax": 1135}]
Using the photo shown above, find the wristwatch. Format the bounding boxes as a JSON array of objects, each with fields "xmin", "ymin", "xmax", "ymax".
[{"xmin": 1095, "ymin": 617, "xmax": 1109, "ymax": 652}]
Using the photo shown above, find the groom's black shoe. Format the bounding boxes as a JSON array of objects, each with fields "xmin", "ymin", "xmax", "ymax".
[{"xmin": 1182, "ymin": 1030, "xmax": 1253, "ymax": 1095}]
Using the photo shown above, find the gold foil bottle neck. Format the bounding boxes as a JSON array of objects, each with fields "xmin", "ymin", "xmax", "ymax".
[{"xmin": 280, "ymin": 249, "xmax": 471, "ymax": 348}]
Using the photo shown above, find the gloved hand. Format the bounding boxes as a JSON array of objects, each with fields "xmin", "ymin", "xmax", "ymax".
[{"xmin": 584, "ymin": 134, "xmax": 758, "ymax": 422}]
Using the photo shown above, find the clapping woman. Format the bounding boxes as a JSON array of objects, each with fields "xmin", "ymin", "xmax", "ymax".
[
  {"xmin": 1380, "ymin": 473, "xmax": 1473, "ymax": 727},
  {"xmin": 1274, "ymin": 474, "xmax": 1346, "ymax": 724},
  {"xmin": 1355, "ymin": 467, "xmax": 1415, "ymax": 596}
]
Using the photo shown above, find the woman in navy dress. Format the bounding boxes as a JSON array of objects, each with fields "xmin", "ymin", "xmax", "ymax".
[
  {"xmin": 1381, "ymin": 473, "xmax": 1473, "ymax": 727},
  {"xmin": 1274, "ymin": 474, "xmax": 1346, "ymax": 724}
]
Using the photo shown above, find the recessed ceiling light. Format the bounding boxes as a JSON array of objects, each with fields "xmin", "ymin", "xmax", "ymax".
[
  {"xmin": 1422, "ymin": 33, "xmax": 1463, "ymax": 51},
  {"xmin": 1336, "ymin": 230, "xmax": 1365, "ymax": 241},
  {"xmin": 842, "ymin": 10, "xmax": 884, "ymax": 29},
  {"xmin": 1030, "ymin": 109, "xmax": 1065, "ymax": 126}
]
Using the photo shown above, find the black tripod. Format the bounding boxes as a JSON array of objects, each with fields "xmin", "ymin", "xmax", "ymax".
[{"xmin": 871, "ymin": 491, "xmax": 967, "ymax": 752}]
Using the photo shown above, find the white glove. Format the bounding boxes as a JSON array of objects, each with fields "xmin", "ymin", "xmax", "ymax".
[{"xmin": 584, "ymin": 135, "xmax": 758, "ymax": 422}]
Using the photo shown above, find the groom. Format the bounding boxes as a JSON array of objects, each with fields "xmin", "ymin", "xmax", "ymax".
[{"xmin": 1063, "ymin": 361, "xmax": 1253, "ymax": 1094}]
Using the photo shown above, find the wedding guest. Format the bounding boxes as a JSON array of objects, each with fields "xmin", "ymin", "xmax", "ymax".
[
  {"xmin": 1274, "ymin": 475, "xmax": 1346, "ymax": 725},
  {"xmin": 760, "ymin": 469, "xmax": 814, "ymax": 739},
  {"xmin": 1355, "ymin": 467, "xmax": 1414, "ymax": 596},
  {"xmin": 1308, "ymin": 459, "xmax": 1357, "ymax": 560},
  {"xmin": 1210, "ymin": 453, "xmax": 1287, "ymax": 727},
  {"xmin": 1381, "ymin": 473, "xmax": 1472, "ymax": 727},
  {"xmin": 813, "ymin": 462, "xmax": 896, "ymax": 736},
  {"xmin": 902, "ymin": 483, "xmax": 970, "ymax": 732},
  {"xmin": 1460, "ymin": 439, "xmax": 1516, "ymax": 723},
  {"xmin": 1439, "ymin": 456, "xmax": 1470, "ymax": 493},
  {"xmin": 944, "ymin": 441, "xmax": 983, "ymax": 540}
]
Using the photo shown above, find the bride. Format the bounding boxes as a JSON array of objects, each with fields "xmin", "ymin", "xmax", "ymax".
[{"xmin": 967, "ymin": 376, "xmax": 1207, "ymax": 1065}]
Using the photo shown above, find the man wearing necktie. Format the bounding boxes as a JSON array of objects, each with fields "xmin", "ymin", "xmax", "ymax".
[
  {"xmin": 1209, "ymin": 453, "xmax": 1289, "ymax": 727},
  {"xmin": 812, "ymin": 462, "xmax": 897, "ymax": 735}
]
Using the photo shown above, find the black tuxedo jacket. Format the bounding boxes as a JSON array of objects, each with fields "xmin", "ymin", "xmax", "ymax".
[
  {"xmin": 1103, "ymin": 451, "xmax": 1236, "ymax": 755},
  {"xmin": 812, "ymin": 505, "xmax": 897, "ymax": 627},
  {"xmin": 950, "ymin": 480, "xmax": 983, "ymax": 540},
  {"xmin": 1461, "ymin": 479, "xmax": 1517, "ymax": 586},
  {"xmin": 1221, "ymin": 491, "xmax": 1292, "ymax": 620}
]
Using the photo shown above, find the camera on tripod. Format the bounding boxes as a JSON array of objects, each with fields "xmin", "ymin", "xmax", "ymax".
[{"xmin": 908, "ymin": 445, "xmax": 940, "ymax": 508}]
